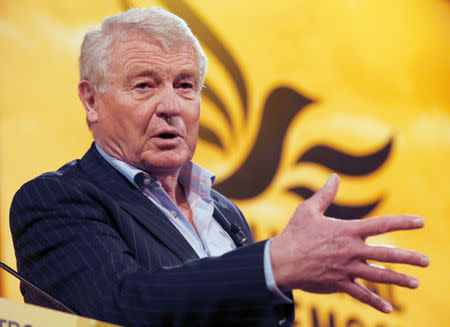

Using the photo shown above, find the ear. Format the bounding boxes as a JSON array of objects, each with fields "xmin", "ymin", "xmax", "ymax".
[{"xmin": 78, "ymin": 80, "xmax": 99, "ymax": 124}]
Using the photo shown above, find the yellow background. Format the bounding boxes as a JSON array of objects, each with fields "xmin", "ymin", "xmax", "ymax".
[
  {"xmin": 1, "ymin": 1, "xmax": 449, "ymax": 326},
  {"xmin": 0, "ymin": 297, "xmax": 119, "ymax": 326}
]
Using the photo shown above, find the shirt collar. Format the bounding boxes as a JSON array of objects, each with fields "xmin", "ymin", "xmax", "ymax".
[{"xmin": 95, "ymin": 143, "xmax": 215, "ymax": 192}]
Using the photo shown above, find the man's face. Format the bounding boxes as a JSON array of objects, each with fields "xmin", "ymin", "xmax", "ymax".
[{"xmin": 85, "ymin": 36, "xmax": 202, "ymax": 174}]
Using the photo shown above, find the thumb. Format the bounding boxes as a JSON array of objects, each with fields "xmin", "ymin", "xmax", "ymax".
[{"xmin": 309, "ymin": 174, "xmax": 340, "ymax": 214}]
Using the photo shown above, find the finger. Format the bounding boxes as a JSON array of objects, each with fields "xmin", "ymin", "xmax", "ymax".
[
  {"xmin": 363, "ymin": 245, "xmax": 430, "ymax": 267},
  {"xmin": 353, "ymin": 215, "xmax": 424, "ymax": 238},
  {"xmin": 352, "ymin": 262, "xmax": 420, "ymax": 289},
  {"xmin": 308, "ymin": 174, "xmax": 340, "ymax": 213},
  {"xmin": 338, "ymin": 279, "xmax": 393, "ymax": 313}
]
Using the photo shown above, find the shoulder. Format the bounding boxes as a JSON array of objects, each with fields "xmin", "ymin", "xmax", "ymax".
[
  {"xmin": 13, "ymin": 158, "xmax": 88, "ymax": 203},
  {"xmin": 11, "ymin": 144, "xmax": 111, "ymax": 205},
  {"xmin": 9, "ymin": 150, "xmax": 109, "ymax": 233}
]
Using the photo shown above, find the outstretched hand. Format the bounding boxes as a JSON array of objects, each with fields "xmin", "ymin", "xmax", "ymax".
[{"xmin": 270, "ymin": 174, "xmax": 429, "ymax": 313}]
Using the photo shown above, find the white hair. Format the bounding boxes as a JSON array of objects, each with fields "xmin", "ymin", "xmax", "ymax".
[{"xmin": 79, "ymin": 7, "xmax": 207, "ymax": 91}]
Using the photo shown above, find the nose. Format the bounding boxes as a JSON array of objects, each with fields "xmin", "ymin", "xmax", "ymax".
[{"xmin": 155, "ymin": 84, "xmax": 181, "ymax": 119}]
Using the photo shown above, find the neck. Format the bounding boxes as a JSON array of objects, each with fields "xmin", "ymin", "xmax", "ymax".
[
  {"xmin": 154, "ymin": 170, "xmax": 182, "ymax": 203},
  {"xmin": 156, "ymin": 169, "xmax": 194, "ymax": 231}
]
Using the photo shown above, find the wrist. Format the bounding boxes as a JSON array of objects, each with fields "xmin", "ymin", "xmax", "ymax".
[{"xmin": 270, "ymin": 236, "xmax": 291, "ymax": 292}]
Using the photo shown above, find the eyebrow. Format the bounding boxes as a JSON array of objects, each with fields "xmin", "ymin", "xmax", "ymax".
[
  {"xmin": 177, "ymin": 71, "xmax": 198, "ymax": 80},
  {"xmin": 124, "ymin": 68, "xmax": 200, "ymax": 87},
  {"xmin": 175, "ymin": 70, "xmax": 200, "ymax": 87},
  {"xmin": 124, "ymin": 70, "xmax": 159, "ymax": 84}
]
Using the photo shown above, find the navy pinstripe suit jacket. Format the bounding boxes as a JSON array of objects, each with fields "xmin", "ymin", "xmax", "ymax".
[{"xmin": 10, "ymin": 144, "xmax": 294, "ymax": 326}]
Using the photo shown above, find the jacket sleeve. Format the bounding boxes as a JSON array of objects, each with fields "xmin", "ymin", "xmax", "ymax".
[{"xmin": 10, "ymin": 175, "xmax": 293, "ymax": 327}]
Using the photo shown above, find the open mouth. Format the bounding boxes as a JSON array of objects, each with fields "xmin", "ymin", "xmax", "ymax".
[{"xmin": 158, "ymin": 133, "xmax": 177, "ymax": 139}]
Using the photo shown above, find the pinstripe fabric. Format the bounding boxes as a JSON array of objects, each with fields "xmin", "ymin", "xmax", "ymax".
[
  {"xmin": 10, "ymin": 144, "xmax": 294, "ymax": 326},
  {"xmin": 94, "ymin": 144, "xmax": 231, "ymax": 258}
]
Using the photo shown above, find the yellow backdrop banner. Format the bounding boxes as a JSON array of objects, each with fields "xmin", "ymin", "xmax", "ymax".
[
  {"xmin": 0, "ymin": 297, "xmax": 118, "ymax": 327},
  {"xmin": 1, "ymin": 1, "xmax": 449, "ymax": 326}
]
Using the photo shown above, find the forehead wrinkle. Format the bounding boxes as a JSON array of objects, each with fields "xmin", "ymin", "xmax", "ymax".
[
  {"xmin": 122, "ymin": 50, "xmax": 195, "ymax": 69},
  {"xmin": 118, "ymin": 41, "xmax": 196, "ymax": 62},
  {"xmin": 112, "ymin": 40, "xmax": 199, "ymax": 84},
  {"xmin": 124, "ymin": 58, "xmax": 198, "ymax": 82}
]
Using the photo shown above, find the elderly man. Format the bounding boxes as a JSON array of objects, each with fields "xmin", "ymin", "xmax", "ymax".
[{"xmin": 10, "ymin": 7, "xmax": 429, "ymax": 327}]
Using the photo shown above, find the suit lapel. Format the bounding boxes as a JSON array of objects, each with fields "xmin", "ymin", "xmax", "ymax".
[
  {"xmin": 79, "ymin": 144, "xmax": 199, "ymax": 262},
  {"xmin": 212, "ymin": 206, "xmax": 250, "ymax": 247}
]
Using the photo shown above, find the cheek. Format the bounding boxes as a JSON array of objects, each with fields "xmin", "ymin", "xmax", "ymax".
[
  {"xmin": 187, "ymin": 100, "xmax": 201, "ymax": 124},
  {"xmin": 125, "ymin": 103, "xmax": 156, "ymax": 135},
  {"xmin": 187, "ymin": 110, "xmax": 200, "ymax": 133},
  {"xmin": 184, "ymin": 105, "xmax": 200, "ymax": 145}
]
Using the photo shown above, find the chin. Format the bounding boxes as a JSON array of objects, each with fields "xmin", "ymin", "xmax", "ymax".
[{"xmin": 141, "ymin": 154, "xmax": 190, "ymax": 174}]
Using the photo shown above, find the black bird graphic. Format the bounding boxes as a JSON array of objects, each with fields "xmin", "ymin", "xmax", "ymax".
[{"xmin": 124, "ymin": 0, "xmax": 393, "ymax": 220}]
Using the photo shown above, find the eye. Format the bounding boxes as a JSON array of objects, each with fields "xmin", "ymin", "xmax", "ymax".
[
  {"xmin": 179, "ymin": 82, "xmax": 193, "ymax": 89},
  {"xmin": 136, "ymin": 83, "xmax": 150, "ymax": 89}
]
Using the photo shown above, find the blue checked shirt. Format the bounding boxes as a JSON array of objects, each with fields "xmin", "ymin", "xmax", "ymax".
[{"xmin": 96, "ymin": 144, "xmax": 290, "ymax": 302}]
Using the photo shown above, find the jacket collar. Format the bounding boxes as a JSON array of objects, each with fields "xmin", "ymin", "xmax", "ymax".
[{"xmin": 78, "ymin": 143, "xmax": 199, "ymax": 262}]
